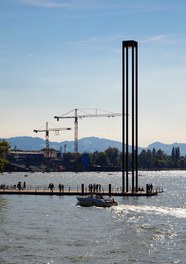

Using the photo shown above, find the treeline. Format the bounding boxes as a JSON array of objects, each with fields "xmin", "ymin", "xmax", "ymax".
[
  {"xmin": 138, "ymin": 147, "xmax": 186, "ymax": 169},
  {"xmin": 64, "ymin": 146, "xmax": 186, "ymax": 171},
  {"xmin": 2, "ymin": 140, "xmax": 186, "ymax": 172},
  {"xmin": 63, "ymin": 147, "xmax": 122, "ymax": 171}
]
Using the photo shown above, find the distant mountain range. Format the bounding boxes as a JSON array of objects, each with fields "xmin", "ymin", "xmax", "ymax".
[
  {"xmin": 1, "ymin": 136, "xmax": 186, "ymax": 156},
  {"xmin": 147, "ymin": 142, "xmax": 186, "ymax": 156},
  {"xmin": 0, "ymin": 136, "xmax": 124, "ymax": 153}
]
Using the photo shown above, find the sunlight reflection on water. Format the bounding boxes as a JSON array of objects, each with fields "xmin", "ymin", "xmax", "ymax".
[{"xmin": 0, "ymin": 171, "xmax": 185, "ymax": 264}]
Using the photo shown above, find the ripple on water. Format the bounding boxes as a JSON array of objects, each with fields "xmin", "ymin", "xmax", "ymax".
[{"xmin": 0, "ymin": 172, "xmax": 185, "ymax": 264}]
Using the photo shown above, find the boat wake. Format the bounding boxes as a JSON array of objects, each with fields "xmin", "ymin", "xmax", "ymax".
[{"xmin": 114, "ymin": 204, "xmax": 186, "ymax": 219}]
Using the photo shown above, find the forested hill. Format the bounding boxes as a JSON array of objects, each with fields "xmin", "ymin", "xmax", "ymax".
[{"xmin": 1, "ymin": 136, "xmax": 186, "ymax": 155}]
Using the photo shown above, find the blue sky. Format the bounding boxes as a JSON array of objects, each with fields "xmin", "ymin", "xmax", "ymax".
[{"xmin": 0, "ymin": 0, "xmax": 186, "ymax": 147}]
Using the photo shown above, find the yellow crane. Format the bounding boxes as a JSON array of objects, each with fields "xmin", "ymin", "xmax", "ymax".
[
  {"xmin": 54, "ymin": 108, "xmax": 122, "ymax": 155},
  {"xmin": 33, "ymin": 122, "xmax": 71, "ymax": 157}
]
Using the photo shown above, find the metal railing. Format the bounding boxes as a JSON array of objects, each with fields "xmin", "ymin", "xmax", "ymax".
[{"xmin": 0, "ymin": 183, "xmax": 163, "ymax": 194}]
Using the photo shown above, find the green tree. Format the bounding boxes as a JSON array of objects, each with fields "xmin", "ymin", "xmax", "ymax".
[
  {"xmin": 105, "ymin": 147, "xmax": 120, "ymax": 166},
  {"xmin": 138, "ymin": 150, "xmax": 147, "ymax": 169},
  {"xmin": 171, "ymin": 147, "xmax": 175, "ymax": 160},
  {"xmin": 175, "ymin": 147, "xmax": 180, "ymax": 160},
  {"xmin": 0, "ymin": 140, "xmax": 11, "ymax": 172},
  {"xmin": 171, "ymin": 147, "xmax": 180, "ymax": 168},
  {"xmin": 179, "ymin": 157, "xmax": 186, "ymax": 168},
  {"xmin": 94, "ymin": 152, "xmax": 108, "ymax": 166}
]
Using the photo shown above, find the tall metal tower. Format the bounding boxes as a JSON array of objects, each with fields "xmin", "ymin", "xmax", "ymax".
[{"xmin": 122, "ymin": 40, "xmax": 138, "ymax": 193}]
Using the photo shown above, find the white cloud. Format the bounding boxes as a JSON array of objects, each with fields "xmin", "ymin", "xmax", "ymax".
[
  {"xmin": 18, "ymin": 0, "xmax": 72, "ymax": 8},
  {"xmin": 16, "ymin": 0, "xmax": 109, "ymax": 9},
  {"xmin": 142, "ymin": 34, "xmax": 175, "ymax": 44},
  {"xmin": 15, "ymin": 0, "xmax": 170, "ymax": 12}
]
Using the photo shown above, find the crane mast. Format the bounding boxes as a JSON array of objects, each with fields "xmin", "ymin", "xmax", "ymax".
[
  {"xmin": 54, "ymin": 108, "xmax": 122, "ymax": 155},
  {"xmin": 74, "ymin": 109, "xmax": 78, "ymax": 154},
  {"xmin": 33, "ymin": 122, "xmax": 71, "ymax": 157}
]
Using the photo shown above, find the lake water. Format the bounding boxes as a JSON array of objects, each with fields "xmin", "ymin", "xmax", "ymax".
[{"xmin": 0, "ymin": 171, "xmax": 185, "ymax": 264}]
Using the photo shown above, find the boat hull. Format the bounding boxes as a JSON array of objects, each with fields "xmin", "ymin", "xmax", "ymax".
[{"xmin": 76, "ymin": 196, "xmax": 118, "ymax": 207}]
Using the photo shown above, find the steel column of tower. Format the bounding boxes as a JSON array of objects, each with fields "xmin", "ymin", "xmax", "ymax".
[{"xmin": 122, "ymin": 40, "xmax": 138, "ymax": 193}]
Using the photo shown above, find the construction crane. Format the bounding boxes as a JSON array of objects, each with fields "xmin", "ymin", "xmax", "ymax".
[
  {"xmin": 54, "ymin": 108, "xmax": 122, "ymax": 155},
  {"xmin": 33, "ymin": 122, "xmax": 71, "ymax": 157}
]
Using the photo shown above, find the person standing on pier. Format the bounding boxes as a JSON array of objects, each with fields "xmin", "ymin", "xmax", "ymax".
[
  {"xmin": 17, "ymin": 181, "xmax": 21, "ymax": 190},
  {"xmin": 48, "ymin": 183, "xmax": 54, "ymax": 192}
]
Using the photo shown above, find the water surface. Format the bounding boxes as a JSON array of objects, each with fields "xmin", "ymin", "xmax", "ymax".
[{"xmin": 0, "ymin": 171, "xmax": 185, "ymax": 263}]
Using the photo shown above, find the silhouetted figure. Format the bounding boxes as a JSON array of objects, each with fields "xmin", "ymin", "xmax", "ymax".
[
  {"xmin": 17, "ymin": 182, "xmax": 21, "ymax": 190},
  {"xmin": 48, "ymin": 183, "xmax": 54, "ymax": 192}
]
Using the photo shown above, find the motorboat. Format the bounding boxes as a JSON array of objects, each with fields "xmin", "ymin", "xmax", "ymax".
[{"xmin": 76, "ymin": 194, "xmax": 118, "ymax": 207}]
